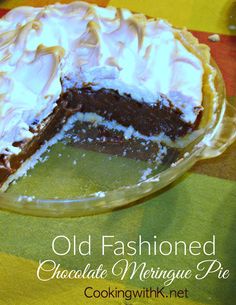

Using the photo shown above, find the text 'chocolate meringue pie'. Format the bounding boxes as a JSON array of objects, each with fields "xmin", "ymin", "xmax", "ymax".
[{"xmin": 0, "ymin": 1, "xmax": 217, "ymax": 191}]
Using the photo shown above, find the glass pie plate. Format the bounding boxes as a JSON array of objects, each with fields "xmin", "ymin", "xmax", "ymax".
[{"xmin": 0, "ymin": 60, "xmax": 235, "ymax": 217}]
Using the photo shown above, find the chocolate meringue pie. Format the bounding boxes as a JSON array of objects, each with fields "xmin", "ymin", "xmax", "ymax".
[{"xmin": 0, "ymin": 1, "xmax": 217, "ymax": 191}]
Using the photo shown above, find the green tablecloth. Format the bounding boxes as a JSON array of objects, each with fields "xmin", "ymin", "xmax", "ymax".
[{"xmin": 0, "ymin": 173, "xmax": 235, "ymax": 305}]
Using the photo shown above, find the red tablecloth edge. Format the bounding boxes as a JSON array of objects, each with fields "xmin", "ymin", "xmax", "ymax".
[{"xmin": 192, "ymin": 31, "xmax": 236, "ymax": 97}]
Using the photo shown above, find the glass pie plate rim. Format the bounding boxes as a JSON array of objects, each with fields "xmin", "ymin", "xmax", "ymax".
[{"xmin": 0, "ymin": 60, "xmax": 235, "ymax": 217}]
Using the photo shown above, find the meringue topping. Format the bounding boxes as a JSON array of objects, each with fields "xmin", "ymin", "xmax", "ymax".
[{"xmin": 0, "ymin": 1, "xmax": 206, "ymax": 155}]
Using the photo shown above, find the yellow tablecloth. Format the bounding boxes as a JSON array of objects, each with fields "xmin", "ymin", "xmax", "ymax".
[{"xmin": 1, "ymin": 0, "xmax": 235, "ymax": 34}]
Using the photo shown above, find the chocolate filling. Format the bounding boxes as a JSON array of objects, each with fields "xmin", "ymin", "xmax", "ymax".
[
  {"xmin": 63, "ymin": 88, "xmax": 193, "ymax": 139},
  {"xmin": 0, "ymin": 88, "xmax": 200, "ymax": 188}
]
